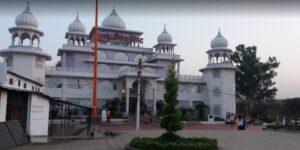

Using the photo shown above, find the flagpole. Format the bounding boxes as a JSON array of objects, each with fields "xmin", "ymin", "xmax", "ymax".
[{"xmin": 92, "ymin": 0, "xmax": 99, "ymax": 117}]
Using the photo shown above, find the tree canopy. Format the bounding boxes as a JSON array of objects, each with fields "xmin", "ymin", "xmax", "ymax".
[{"xmin": 231, "ymin": 44, "xmax": 280, "ymax": 115}]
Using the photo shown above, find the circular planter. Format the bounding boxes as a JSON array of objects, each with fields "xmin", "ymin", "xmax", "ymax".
[{"xmin": 125, "ymin": 144, "xmax": 141, "ymax": 150}]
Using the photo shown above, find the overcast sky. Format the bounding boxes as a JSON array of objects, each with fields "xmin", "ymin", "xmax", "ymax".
[{"xmin": 0, "ymin": 0, "xmax": 300, "ymax": 99}]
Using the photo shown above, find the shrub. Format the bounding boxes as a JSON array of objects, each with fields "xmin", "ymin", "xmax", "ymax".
[
  {"xmin": 266, "ymin": 124, "xmax": 284, "ymax": 130},
  {"xmin": 259, "ymin": 115, "xmax": 276, "ymax": 123},
  {"xmin": 103, "ymin": 98, "xmax": 121, "ymax": 117},
  {"xmin": 214, "ymin": 117, "xmax": 225, "ymax": 121},
  {"xmin": 129, "ymin": 136, "xmax": 218, "ymax": 150}
]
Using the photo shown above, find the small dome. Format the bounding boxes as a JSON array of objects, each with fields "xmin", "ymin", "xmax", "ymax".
[
  {"xmin": 210, "ymin": 29, "xmax": 228, "ymax": 49},
  {"xmin": 157, "ymin": 25, "xmax": 172, "ymax": 43},
  {"xmin": 15, "ymin": 2, "xmax": 38, "ymax": 28},
  {"xmin": 68, "ymin": 13, "xmax": 86, "ymax": 33},
  {"xmin": 102, "ymin": 7, "xmax": 126, "ymax": 29}
]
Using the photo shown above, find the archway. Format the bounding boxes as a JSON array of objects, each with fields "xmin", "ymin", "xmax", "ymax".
[{"xmin": 128, "ymin": 79, "xmax": 151, "ymax": 115}]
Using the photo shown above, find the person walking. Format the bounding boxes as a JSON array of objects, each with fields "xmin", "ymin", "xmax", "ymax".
[
  {"xmin": 106, "ymin": 110, "xmax": 111, "ymax": 123},
  {"xmin": 230, "ymin": 113, "xmax": 234, "ymax": 127},
  {"xmin": 144, "ymin": 113, "xmax": 149, "ymax": 125},
  {"xmin": 237, "ymin": 115, "xmax": 245, "ymax": 130}
]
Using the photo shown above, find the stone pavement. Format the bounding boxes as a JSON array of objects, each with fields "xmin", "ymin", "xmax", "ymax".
[{"xmin": 13, "ymin": 125, "xmax": 300, "ymax": 150}]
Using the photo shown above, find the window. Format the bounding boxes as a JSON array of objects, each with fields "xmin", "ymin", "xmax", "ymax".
[
  {"xmin": 197, "ymin": 84, "xmax": 201, "ymax": 93},
  {"xmin": 9, "ymin": 78, "xmax": 14, "ymax": 85},
  {"xmin": 18, "ymin": 80, "xmax": 21, "ymax": 87},
  {"xmin": 113, "ymin": 52, "xmax": 128, "ymax": 61},
  {"xmin": 212, "ymin": 70, "xmax": 220, "ymax": 78},
  {"xmin": 23, "ymin": 83, "xmax": 27, "ymax": 89},
  {"xmin": 6, "ymin": 56, "xmax": 13, "ymax": 67},
  {"xmin": 32, "ymin": 86, "xmax": 34, "ymax": 90},
  {"xmin": 113, "ymin": 82, "xmax": 118, "ymax": 90},
  {"xmin": 213, "ymin": 87, "xmax": 221, "ymax": 97},
  {"xmin": 35, "ymin": 57, "xmax": 44, "ymax": 69}
]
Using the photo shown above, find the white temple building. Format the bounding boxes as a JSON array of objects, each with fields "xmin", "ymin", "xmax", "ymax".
[{"xmin": 1, "ymin": 4, "xmax": 237, "ymax": 118}]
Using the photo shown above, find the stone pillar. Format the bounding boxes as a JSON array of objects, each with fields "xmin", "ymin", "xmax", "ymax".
[
  {"xmin": 0, "ymin": 91, "xmax": 8, "ymax": 122},
  {"xmin": 11, "ymin": 35, "xmax": 14, "ymax": 46},
  {"xmin": 125, "ymin": 87, "xmax": 130, "ymax": 116},
  {"xmin": 62, "ymin": 52, "xmax": 66, "ymax": 67},
  {"xmin": 177, "ymin": 62, "xmax": 180, "ymax": 76},
  {"xmin": 152, "ymin": 88, "xmax": 156, "ymax": 115},
  {"xmin": 37, "ymin": 39, "xmax": 40, "ymax": 48}
]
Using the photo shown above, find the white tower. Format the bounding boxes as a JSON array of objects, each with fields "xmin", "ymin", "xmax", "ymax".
[
  {"xmin": 58, "ymin": 13, "xmax": 88, "ymax": 68},
  {"xmin": 200, "ymin": 29, "xmax": 236, "ymax": 118},
  {"xmin": 150, "ymin": 25, "xmax": 183, "ymax": 76},
  {"xmin": 0, "ymin": 2, "xmax": 51, "ymax": 83}
]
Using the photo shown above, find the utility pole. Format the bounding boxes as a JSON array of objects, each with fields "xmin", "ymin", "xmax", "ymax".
[
  {"xmin": 136, "ymin": 53, "xmax": 144, "ymax": 131},
  {"xmin": 92, "ymin": 0, "xmax": 99, "ymax": 117}
]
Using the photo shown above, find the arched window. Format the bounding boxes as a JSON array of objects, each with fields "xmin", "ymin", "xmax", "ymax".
[
  {"xmin": 98, "ymin": 51, "xmax": 107, "ymax": 60},
  {"xmin": 134, "ymin": 54, "xmax": 148, "ymax": 62},
  {"xmin": 21, "ymin": 32, "xmax": 31, "ymax": 46},
  {"xmin": 75, "ymin": 37, "xmax": 80, "ymax": 46},
  {"xmin": 81, "ymin": 38, "xmax": 85, "ymax": 46},
  {"xmin": 98, "ymin": 64, "xmax": 111, "ymax": 74},
  {"xmin": 113, "ymin": 52, "xmax": 128, "ymax": 61},
  {"xmin": 70, "ymin": 37, "xmax": 75, "ymax": 45},
  {"xmin": 32, "ymin": 34, "xmax": 39, "ymax": 48},
  {"xmin": 12, "ymin": 33, "xmax": 19, "ymax": 46},
  {"xmin": 118, "ymin": 66, "xmax": 131, "ymax": 73}
]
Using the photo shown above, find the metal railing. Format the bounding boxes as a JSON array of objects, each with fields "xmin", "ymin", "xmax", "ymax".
[{"xmin": 179, "ymin": 74, "xmax": 203, "ymax": 80}]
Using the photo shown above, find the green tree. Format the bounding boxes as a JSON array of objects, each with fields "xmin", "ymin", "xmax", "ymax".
[
  {"xmin": 231, "ymin": 44, "xmax": 280, "ymax": 115},
  {"xmin": 160, "ymin": 60, "xmax": 183, "ymax": 133}
]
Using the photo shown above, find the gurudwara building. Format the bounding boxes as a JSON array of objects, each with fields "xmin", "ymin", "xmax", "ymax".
[{"xmin": 1, "ymin": 4, "xmax": 237, "ymax": 118}]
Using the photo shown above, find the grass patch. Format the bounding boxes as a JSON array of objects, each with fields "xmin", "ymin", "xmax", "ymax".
[{"xmin": 129, "ymin": 133, "xmax": 218, "ymax": 150}]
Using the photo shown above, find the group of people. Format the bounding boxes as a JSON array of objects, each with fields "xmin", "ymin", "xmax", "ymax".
[{"xmin": 225, "ymin": 112, "xmax": 251, "ymax": 130}]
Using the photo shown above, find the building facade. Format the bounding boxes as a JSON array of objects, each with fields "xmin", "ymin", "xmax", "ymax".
[
  {"xmin": 0, "ymin": 3, "xmax": 236, "ymax": 118},
  {"xmin": 44, "ymin": 8, "xmax": 237, "ymax": 118}
]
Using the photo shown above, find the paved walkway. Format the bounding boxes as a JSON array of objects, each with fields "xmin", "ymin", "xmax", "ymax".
[{"xmin": 13, "ymin": 128, "xmax": 300, "ymax": 150}]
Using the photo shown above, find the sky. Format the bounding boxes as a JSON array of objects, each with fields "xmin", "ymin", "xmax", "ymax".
[{"xmin": 0, "ymin": 0, "xmax": 300, "ymax": 99}]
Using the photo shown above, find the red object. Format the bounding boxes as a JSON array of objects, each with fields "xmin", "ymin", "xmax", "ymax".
[{"xmin": 92, "ymin": 0, "xmax": 99, "ymax": 117}]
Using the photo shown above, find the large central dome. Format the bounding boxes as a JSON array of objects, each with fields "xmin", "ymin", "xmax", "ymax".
[{"xmin": 102, "ymin": 7, "xmax": 126, "ymax": 30}]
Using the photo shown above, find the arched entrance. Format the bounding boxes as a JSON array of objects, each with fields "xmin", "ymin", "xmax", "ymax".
[{"xmin": 128, "ymin": 79, "xmax": 150, "ymax": 115}]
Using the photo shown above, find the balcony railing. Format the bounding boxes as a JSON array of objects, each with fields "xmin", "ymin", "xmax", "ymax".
[{"xmin": 179, "ymin": 74, "xmax": 203, "ymax": 80}]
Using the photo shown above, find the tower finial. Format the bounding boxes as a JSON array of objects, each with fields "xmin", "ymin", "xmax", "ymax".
[
  {"xmin": 25, "ymin": 0, "xmax": 31, "ymax": 12},
  {"xmin": 76, "ymin": 13, "xmax": 79, "ymax": 21},
  {"xmin": 163, "ymin": 24, "xmax": 167, "ymax": 32},
  {"xmin": 111, "ymin": 6, "xmax": 117, "ymax": 15},
  {"xmin": 217, "ymin": 28, "xmax": 222, "ymax": 36}
]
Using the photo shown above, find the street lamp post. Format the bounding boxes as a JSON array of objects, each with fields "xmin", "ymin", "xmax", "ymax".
[{"xmin": 136, "ymin": 53, "xmax": 144, "ymax": 131}]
